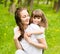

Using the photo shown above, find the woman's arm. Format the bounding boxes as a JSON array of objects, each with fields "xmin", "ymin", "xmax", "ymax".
[
  {"xmin": 24, "ymin": 35, "xmax": 47, "ymax": 49},
  {"xmin": 30, "ymin": 38, "xmax": 48, "ymax": 49},
  {"xmin": 14, "ymin": 38, "xmax": 23, "ymax": 49},
  {"xmin": 14, "ymin": 27, "xmax": 23, "ymax": 50}
]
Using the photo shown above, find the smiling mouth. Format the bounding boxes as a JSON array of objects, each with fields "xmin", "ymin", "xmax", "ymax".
[{"xmin": 26, "ymin": 20, "xmax": 29, "ymax": 22}]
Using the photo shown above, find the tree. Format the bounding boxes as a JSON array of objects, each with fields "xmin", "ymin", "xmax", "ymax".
[
  {"xmin": 37, "ymin": 0, "xmax": 40, "ymax": 4},
  {"xmin": 4, "ymin": 0, "xmax": 8, "ymax": 7},
  {"xmin": 23, "ymin": 0, "xmax": 34, "ymax": 10},
  {"xmin": 18, "ymin": 0, "xmax": 22, "ymax": 7},
  {"xmin": 9, "ymin": 0, "xmax": 16, "ymax": 13},
  {"xmin": 46, "ymin": 0, "xmax": 50, "ymax": 4},
  {"xmin": 0, "ymin": 0, "xmax": 4, "ymax": 4},
  {"xmin": 57, "ymin": 0, "xmax": 60, "ymax": 11},
  {"xmin": 53, "ymin": 0, "xmax": 60, "ymax": 12}
]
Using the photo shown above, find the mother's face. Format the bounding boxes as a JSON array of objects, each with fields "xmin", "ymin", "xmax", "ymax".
[{"xmin": 20, "ymin": 10, "xmax": 30, "ymax": 25}]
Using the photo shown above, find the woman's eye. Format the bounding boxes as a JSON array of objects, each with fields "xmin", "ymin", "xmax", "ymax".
[
  {"xmin": 22, "ymin": 15, "xmax": 30, "ymax": 18},
  {"xmin": 22, "ymin": 15, "xmax": 26, "ymax": 18},
  {"xmin": 27, "ymin": 15, "xmax": 30, "ymax": 17}
]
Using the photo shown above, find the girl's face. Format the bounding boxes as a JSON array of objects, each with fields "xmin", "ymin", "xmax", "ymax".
[
  {"xmin": 20, "ymin": 10, "xmax": 30, "ymax": 25},
  {"xmin": 33, "ymin": 17, "xmax": 42, "ymax": 25}
]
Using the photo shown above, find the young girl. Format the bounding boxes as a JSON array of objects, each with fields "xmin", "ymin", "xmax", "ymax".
[
  {"xmin": 25, "ymin": 9, "xmax": 48, "ymax": 36},
  {"xmin": 20, "ymin": 9, "xmax": 48, "ymax": 54}
]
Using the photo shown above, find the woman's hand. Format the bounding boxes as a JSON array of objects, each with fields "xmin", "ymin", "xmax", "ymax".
[
  {"xmin": 14, "ymin": 27, "xmax": 21, "ymax": 40},
  {"xmin": 26, "ymin": 32, "xmax": 32, "ymax": 37},
  {"xmin": 24, "ymin": 32, "xmax": 32, "ymax": 44}
]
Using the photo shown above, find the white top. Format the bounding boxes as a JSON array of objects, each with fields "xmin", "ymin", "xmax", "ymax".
[{"xmin": 14, "ymin": 23, "xmax": 45, "ymax": 54}]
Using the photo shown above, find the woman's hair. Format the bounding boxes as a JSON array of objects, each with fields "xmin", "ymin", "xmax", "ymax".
[
  {"xmin": 15, "ymin": 7, "xmax": 28, "ymax": 41},
  {"xmin": 30, "ymin": 9, "xmax": 48, "ymax": 28}
]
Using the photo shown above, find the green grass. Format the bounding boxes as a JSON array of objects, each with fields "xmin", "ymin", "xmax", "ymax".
[
  {"xmin": 0, "ymin": 4, "xmax": 16, "ymax": 54},
  {"xmin": 0, "ymin": 3, "xmax": 60, "ymax": 54}
]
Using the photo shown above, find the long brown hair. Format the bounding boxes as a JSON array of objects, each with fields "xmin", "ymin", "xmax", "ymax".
[
  {"xmin": 30, "ymin": 9, "xmax": 48, "ymax": 28},
  {"xmin": 15, "ymin": 7, "xmax": 28, "ymax": 41}
]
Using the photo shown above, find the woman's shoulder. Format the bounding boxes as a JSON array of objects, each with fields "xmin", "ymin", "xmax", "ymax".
[
  {"xmin": 14, "ymin": 26, "xmax": 19, "ymax": 30},
  {"xmin": 14, "ymin": 26, "xmax": 19, "ymax": 33},
  {"xmin": 14, "ymin": 26, "xmax": 21, "ymax": 39}
]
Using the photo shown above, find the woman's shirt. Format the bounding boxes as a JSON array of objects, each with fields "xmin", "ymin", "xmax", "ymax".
[{"xmin": 14, "ymin": 23, "xmax": 45, "ymax": 54}]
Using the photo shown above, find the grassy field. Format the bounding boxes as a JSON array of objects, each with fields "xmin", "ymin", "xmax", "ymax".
[{"xmin": 0, "ymin": 3, "xmax": 60, "ymax": 54}]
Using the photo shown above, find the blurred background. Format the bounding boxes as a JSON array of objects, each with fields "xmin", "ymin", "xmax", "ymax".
[{"xmin": 0, "ymin": 0, "xmax": 60, "ymax": 54}]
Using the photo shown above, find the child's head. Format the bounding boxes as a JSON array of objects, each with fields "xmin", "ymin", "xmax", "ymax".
[{"xmin": 30, "ymin": 9, "xmax": 48, "ymax": 28}]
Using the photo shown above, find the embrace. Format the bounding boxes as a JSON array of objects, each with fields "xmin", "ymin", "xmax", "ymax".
[{"xmin": 14, "ymin": 7, "xmax": 48, "ymax": 54}]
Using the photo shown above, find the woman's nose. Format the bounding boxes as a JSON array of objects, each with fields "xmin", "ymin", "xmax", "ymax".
[{"xmin": 27, "ymin": 16, "xmax": 30, "ymax": 20}]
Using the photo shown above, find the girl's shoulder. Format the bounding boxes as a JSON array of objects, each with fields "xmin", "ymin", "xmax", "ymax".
[
  {"xmin": 40, "ymin": 26, "xmax": 45, "ymax": 30},
  {"xmin": 29, "ymin": 23, "xmax": 40, "ymax": 30},
  {"xmin": 29, "ymin": 23, "xmax": 39, "ymax": 27}
]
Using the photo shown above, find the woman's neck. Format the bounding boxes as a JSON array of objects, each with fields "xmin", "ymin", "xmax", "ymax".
[{"xmin": 24, "ymin": 24, "xmax": 28, "ymax": 30}]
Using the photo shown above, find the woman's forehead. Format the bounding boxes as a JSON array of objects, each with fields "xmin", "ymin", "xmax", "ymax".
[{"xmin": 20, "ymin": 10, "xmax": 29, "ymax": 16}]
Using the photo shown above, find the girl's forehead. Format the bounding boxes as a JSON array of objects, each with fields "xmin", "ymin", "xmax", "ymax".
[
  {"xmin": 33, "ymin": 14, "xmax": 42, "ymax": 17},
  {"xmin": 33, "ymin": 12, "xmax": 42, "ymax": 17}
]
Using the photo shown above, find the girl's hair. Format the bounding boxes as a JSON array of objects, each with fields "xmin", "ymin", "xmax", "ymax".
[
  {"xmin": 15, "ymin": 7, "xmax": 28, "ymax": 41},
  {"xmin": 30, "ymin": 9, "xmax": 48, "ymax": 28}
]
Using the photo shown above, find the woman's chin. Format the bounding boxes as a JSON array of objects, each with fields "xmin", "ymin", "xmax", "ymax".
[{"xmin": 25, "ymin": 22, "xmax": 29, "ymax": 25}]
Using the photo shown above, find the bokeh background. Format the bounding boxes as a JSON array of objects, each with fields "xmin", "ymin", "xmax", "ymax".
[{"xmin": 0, "ymin": 0, "xmax": 60, "ymax": 54}]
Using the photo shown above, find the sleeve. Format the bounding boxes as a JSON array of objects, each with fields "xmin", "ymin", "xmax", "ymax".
[
  {"xmin": 29, "ymin": 23, "xmax": 41, "ymax": 30},
  {"xmin": 25, "ymin": 24, "xmax": 40, "ymax": 33},
  {"xmin": 40, "ymin": 27, "xmax": 45, "ymax": 33},
  {"xmin": 36, "ymin": 34, "xmax": 45, "ymax": 39},
  {"xmin": 14, "ymin": 27, "xmax": 18, "ymax": 34},
  {"xmin": 14, "ymin": 26, "xmax": 21, "ymax": 37},
  {"xmin": 36, "ymin": 27, "xmax": 45, "ymax": 39}
]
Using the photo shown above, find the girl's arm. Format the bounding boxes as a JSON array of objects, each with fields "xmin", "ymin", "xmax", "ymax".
[
  {"xmin": 14, "ymin": 27, "xmax": 23, "ymax": 50},
  {"xmin": 31, "ymin": 27, "xmax": 45, "ymax": 34},
  {"xmin": 24, "ymin": 35, "xmax": 47, "ymax": 49},
  {"xmin": 26, "ymin": 27, "xmax": 45, "ymax": 36}
]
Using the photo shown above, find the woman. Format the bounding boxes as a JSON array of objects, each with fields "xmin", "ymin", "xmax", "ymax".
[
  {"xmin": 14, "ymin": 7, "xmax": 30, "ymax": 54},
  {"xmin": 14, "ymin": 7, "xmax": 47, "ymax": 54}
]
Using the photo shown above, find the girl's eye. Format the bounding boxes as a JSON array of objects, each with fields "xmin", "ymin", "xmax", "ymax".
[
  {"xmin": 34, "ymin": 17, "xmax": 36, "ymax": 19},
  {"xmin": 37, "ymin": 17, "xmax": 41, "ymax": 19},
  {"xmin": 34, "ymin": 17, "xmax": 41, "ymax": 19}
]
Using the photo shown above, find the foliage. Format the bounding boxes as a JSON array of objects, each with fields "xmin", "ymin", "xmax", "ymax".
[{"xmin": 0, "ymin": 2, "xmax": 60, "ymax": 54}]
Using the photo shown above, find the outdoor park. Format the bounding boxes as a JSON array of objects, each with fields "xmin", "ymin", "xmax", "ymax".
[{"xmin": 0, "ymin": 0, "xmax": 60, "ymax": 54}]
